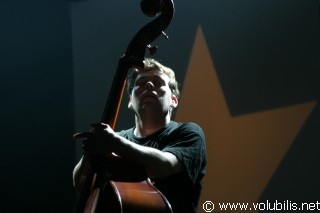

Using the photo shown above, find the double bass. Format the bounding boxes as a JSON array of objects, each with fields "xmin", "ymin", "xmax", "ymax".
[{"xmin": 73, "ymin": 0, "xmax": 175, "ymax": 212}]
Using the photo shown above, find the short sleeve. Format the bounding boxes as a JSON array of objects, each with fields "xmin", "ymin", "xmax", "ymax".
[{"xmin": 162, "ymin": 122, "xmax": 206, "ymax": 184}]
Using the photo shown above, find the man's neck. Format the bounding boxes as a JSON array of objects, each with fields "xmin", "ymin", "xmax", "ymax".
[{"xmin": 134, "ymin": 113, "xmax": 171, "ymax": 137}]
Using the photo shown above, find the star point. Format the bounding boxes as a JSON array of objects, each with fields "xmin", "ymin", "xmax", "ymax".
[{"xmin": 175, "ymin": 26, "xmax": 316, "ymax": 212}]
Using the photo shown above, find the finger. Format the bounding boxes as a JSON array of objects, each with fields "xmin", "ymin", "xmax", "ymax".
[
  {"xmin": 73, "ymin": 132, "xmax": 94, "ymax": 140},
  {"xmin": 82, "ymin": 143, "xmax": 91, "ymax": 152},
  {"xmin": 82, "ymin": 141, "xmax": 95, "ymax": 154},
  {"xmin": 90, "ymin": 123, "xmax": 108, "ymax": 131},
  {"xmin": 82, "ymin": 138, "xmax": 91, "ymax": 145},
  {"xmin": 82, "ymin": 148, "xmax": 93, "ymax": 156},
  {"xmin": 82, "ymin": 143, "xmax": 102, "ymax": 156}
]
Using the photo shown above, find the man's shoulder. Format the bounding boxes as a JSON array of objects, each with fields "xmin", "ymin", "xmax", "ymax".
[
  {"xmin": 168, "ymin": 121, "xmax": 205, "ymax": 140},
  {"xmin": 172, "ymin": 121, "xmax": 203, "ymax": 132},
  {"xmin": 116, "ymin": 127, "xmax": 134, "ymax": 138}
]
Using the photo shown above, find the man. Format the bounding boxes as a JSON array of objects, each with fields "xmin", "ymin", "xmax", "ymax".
[{"xmin": 73, "ymin": 58, "xmax": 207, "ymax": 213}]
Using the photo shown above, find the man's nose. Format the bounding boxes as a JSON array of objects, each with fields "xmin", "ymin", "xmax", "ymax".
[{"xmin": 145, "ymin": 81, "xmax": 154, "ymax": 90}]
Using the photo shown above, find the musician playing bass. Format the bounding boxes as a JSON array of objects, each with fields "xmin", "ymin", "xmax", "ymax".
[{"xmin": 73, "ymin": 58, "xmax": 207, "ymax": 213}]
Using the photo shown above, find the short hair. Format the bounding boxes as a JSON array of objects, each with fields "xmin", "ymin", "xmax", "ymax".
[{"xmin": 126, "ymin": 58, "xmax": 180, "ymax": 99}]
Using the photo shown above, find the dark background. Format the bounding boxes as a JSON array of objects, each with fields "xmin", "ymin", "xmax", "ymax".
[{"xmin": 0, "ymin": 0, "xmax": 319, "ymax": 212}]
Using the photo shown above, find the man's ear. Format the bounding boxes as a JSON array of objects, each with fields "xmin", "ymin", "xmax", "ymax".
[
  {"xmin": 171, "ymin": 95, "xmax": 178, "ymax": 108},
  {"xmin": 128, "ymin": 96, "xmax": 133, "ymax": 109}
]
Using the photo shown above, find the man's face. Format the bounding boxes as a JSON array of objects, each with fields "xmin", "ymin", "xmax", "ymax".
[{"xmin": 128, "ymin": 68, "xmax": 178, "ymax": 115}]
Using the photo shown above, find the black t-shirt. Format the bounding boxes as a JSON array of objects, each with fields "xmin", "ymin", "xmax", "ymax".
[{"xmin": 117, "ymin": 121, "xmax": 207, "ymax": 213}]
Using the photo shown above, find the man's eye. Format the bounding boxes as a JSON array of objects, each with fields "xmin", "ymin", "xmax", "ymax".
[
  {"xmin": 135, "ymin": 78, "xmax": 165, "ymax": 87},
  {"xmin": 152, "ymin": 78, "xmax": 163, "ymax": 86},
  {"xmin": 136, "ymin": 80, "xmax": 146, "ymax": 86},
  {"xmin": 154, "ymin": 81, "xmax": 162, "ymax": 87}
]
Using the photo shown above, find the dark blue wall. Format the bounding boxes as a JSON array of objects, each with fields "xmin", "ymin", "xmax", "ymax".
[
  {"xmin": 1, "ymin": 0, "xmax": 319, "ymax": 212},
  {"xmin": 0, "ymin": 1, "xmax": 75, "ymax": 212}
]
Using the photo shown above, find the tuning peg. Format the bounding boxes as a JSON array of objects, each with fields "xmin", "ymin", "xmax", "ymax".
[
  {"xmin": 161, "ymin": 31, "xmax": 169, "ymax": 39},
  {"xmin": 147, "ymin": 44, "xmax": 158, "ymax": 55}
]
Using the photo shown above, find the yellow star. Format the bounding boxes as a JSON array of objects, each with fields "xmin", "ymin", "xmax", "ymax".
[{"xmin": 175, "ymin": 26, "xmax": 316, "ymax": 212}]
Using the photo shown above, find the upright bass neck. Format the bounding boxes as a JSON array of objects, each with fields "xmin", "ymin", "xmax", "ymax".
[{"xmin": 101, "ymin": 0, "xmax": 175, "ymax": 127}]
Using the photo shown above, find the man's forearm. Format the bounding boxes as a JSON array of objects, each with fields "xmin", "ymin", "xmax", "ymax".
[
  {"xmin": 114, "ymin": 135, "xmax": 184, "ymax": 178},
  {"xmin": 72, "ymin": 156, "xmax": 87, "ymax": 192}
]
